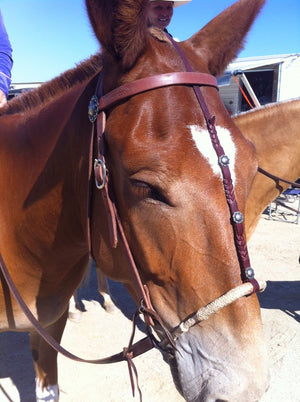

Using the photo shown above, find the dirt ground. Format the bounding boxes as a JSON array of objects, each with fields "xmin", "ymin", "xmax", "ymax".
[{"xmin": 0, "ymin": 209, "xmax": 299, "ymax": 402}]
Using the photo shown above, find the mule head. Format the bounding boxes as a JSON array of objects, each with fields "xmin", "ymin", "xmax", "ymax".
[{"xmin": 87, "ymin": 1, "xmax": 269, "ymax": 401}]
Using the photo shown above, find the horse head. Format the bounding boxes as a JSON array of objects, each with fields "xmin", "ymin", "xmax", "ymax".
[{"xmin": 87, "ymin": 1, "xmax": 269, "ymax": 401}]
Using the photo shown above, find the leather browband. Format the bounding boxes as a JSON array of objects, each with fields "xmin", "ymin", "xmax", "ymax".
[{"xmin": 98, "ymin": 72, "xmax": 218, "ymax": 111}]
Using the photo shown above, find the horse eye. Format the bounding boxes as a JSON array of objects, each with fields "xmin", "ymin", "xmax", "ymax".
[{"xmin": 130, "ymin": 179, "xmax": 170, "ymax": 205}]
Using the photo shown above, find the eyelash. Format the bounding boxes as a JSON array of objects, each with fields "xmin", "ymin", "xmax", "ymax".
[{"xmin": 130, "ymin": 180, "xmax": 170, "ymax": 205}]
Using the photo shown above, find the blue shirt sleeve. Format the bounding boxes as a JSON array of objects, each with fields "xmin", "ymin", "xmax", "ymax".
[{"xmin": 0, "ymin": 9, "xmax": 13, "ymax": 97}]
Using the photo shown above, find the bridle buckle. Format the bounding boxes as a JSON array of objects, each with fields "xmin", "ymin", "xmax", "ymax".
[{"xmin": 94, "ymin": 158, "xmax": 107, "ymax": 189}]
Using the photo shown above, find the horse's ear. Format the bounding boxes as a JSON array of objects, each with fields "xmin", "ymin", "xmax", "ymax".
[
  {"xmin": 85, "ymin": 0, "xmax": 149, "ymax": 69},
  {"xmin": 183, "ymin": 0, "xmax": 266, "ymax": 77}
]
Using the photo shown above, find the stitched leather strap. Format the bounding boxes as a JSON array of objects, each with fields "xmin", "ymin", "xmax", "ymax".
[
  {"xmin": 93, "ymin": 73, "xmax": 177, "ymax": 341},
  {"xmin": 98, "ymin": 72, "xmax": 218, "ymax": 111},
  {"xmin": 167, "ymin": 33, "xmax": 259, "ymax": 290}
]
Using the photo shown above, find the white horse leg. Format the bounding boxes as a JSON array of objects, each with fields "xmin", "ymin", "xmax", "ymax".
[
  {"xmin": 36, "ymin": 378, "xmax": 59, "ymax": 402},
  {"xmin": 97, "ymin": 268, "xmax": 117, "ymax": 313},
  {"xmin": 68, "ymin": 293, "xmax": 82, "ymax": 322}
]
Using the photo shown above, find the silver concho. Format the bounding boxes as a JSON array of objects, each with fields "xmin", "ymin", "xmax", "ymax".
[
  {"xmin": 245, "ymin": 267, "xmax": 255, "ymax": 279},
  {"xmin": 88, "ymin": 95, "xmax": 99, "ymax": 123},
  {"xmin": 219, "ymin": 154, "xmax": 230, "ymax": 166},
  {"xmin": 233, "ymin": 211, "xmax": 244, "ymax": 224}
]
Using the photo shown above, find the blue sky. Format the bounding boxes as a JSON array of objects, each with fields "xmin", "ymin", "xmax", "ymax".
[{"xmin": 0, "ymin": 0, "xmax": 299, "ymax": 83}]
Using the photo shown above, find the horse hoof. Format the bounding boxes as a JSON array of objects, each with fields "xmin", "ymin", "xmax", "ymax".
[
  {"xmin": 36, "ymin": 379, "xmax": 59, "ymax": 402},
  {"xmin": 68, "ymin": 310, "xmax": 82, "ymax": 322},
  {"xmin": 103, "ymin": 302, "xmax": 117, "ymax": 314}
]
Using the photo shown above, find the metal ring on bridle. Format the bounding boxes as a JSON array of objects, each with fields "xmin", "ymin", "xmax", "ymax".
[{"xmin": 94, "ymin": 158, "xmax": 107, "ymax": 189}]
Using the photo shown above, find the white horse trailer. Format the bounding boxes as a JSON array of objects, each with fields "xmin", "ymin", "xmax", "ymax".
[{"xmin": 219, "ymin": 53, "xmax": 300, "ymax": 115}]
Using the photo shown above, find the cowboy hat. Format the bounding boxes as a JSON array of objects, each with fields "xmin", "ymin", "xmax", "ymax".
[{"xmin": 150, "ymin": 0, "xmax": 192, "ymax": 8}]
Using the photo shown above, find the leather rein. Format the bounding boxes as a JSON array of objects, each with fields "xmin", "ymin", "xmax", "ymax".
[{"xmin": 258, "ymin": 166, "xmax": 300, "ymax": 189}]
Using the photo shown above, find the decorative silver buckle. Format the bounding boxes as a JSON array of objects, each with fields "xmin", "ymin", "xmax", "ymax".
[
  {"xmin": 219, "ymin": 154, "xmax": 230, "ymax": 166},
  {"xmin": 245, "ymin": 267, "xmax": 255, "ymax": 280},
  {"xmin": 232, "ymin": 211, "xmax": 244, "ymax": 224},
  {"xmin": 94, "ymin": 158, "xmax": 107, "ymax": 189},
  {"xmin": 88, "ymin": 95, "xmax": 99, "ymax": 123}
]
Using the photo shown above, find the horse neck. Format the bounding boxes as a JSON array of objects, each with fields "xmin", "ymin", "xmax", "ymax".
[
  {"xmin": 240, "ymin": 99, "xmax": 300, "ymax": 238},
  {"xmin": 235, "ymin": 99, "xmax": 300, "ymax": 177},
  {"xmin": 0, "ymin": 75, "xmax": 97, "ymax": 251}
]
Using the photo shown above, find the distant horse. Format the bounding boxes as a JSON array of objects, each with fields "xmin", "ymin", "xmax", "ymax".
[
  {"xmin": 234, "ymin": 98, "xmax": 300, "ymax": 238},
  {"xmin": 0, "ymin": 0, "xmax": 269, "ymax": 401}
]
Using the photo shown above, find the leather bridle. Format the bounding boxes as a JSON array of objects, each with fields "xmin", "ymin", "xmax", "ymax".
[
  {"xmin": 0, "ymin": 34, "xmax": 269, "ymax": 400},
  {"xmin": 86, "ymin": 34, "xmax": 270, "ymax": 395},
  {"xmin": 88, "ymin": 35, "xmax": 269, "ymax": 384},
  {"xmin": 91, "ymin": 34, "xmax": 263, "ymax": 311}
]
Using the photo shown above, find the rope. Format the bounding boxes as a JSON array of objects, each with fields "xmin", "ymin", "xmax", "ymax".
[
  {"xmin": 233, "ymin": 75, "xmax": 254, "ymax": 109},
  {"xmin": 172, "ymin": 280, "xmax": 266, "ymax": 340}
]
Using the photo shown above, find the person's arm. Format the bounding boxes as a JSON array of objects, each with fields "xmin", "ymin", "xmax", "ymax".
[
  {"xmin": 0, "ymin": 90, "xmax": 7, "ymax": 108},
  {"xmin": 0, "ymin": 9, "xmax": 13, "ymax": 107}
]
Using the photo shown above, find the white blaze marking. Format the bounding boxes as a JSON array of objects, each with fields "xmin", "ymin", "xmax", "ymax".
[{"xmin": 189, "ymin": 124, "xmax": 237, "ymax": 185}]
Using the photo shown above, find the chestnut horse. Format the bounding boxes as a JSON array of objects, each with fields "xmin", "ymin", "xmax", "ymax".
[
  {"xmin": 0, "ymin": 0, "xmax": 270, "ymax": 401},
  {"xmin": 73, "ymin": 98, "xmax": 300, "ymax": 331}
]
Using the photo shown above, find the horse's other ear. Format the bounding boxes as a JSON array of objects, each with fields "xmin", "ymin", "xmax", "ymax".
[
  {"xmin": 85, "ymin": 0, "xmax": 149, "ymax": 69},
  {"xmin": 183, "ymin": 0, "xmax": 266, "ymax": 77}
]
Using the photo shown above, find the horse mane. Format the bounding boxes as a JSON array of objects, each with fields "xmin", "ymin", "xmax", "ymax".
[
  {"xmin": 233, "ymin": 98, "xmax": 300, "ymax": 122},
  {"xmin": 4, "ymin": 53, "xmax": 103, "ymax": 116}
]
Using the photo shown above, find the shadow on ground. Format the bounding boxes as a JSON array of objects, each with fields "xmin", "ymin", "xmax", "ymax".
[
  {"xmin": 0, "ymin": 331, "xmax": 35, "ymax": 402},
  {"xmin": 75, "ymin": 263, "xmax": 146, "ymax": 332},
  {"xmin": 258, "ymin": 280, "xmax": 300, "ymax": 322}
]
